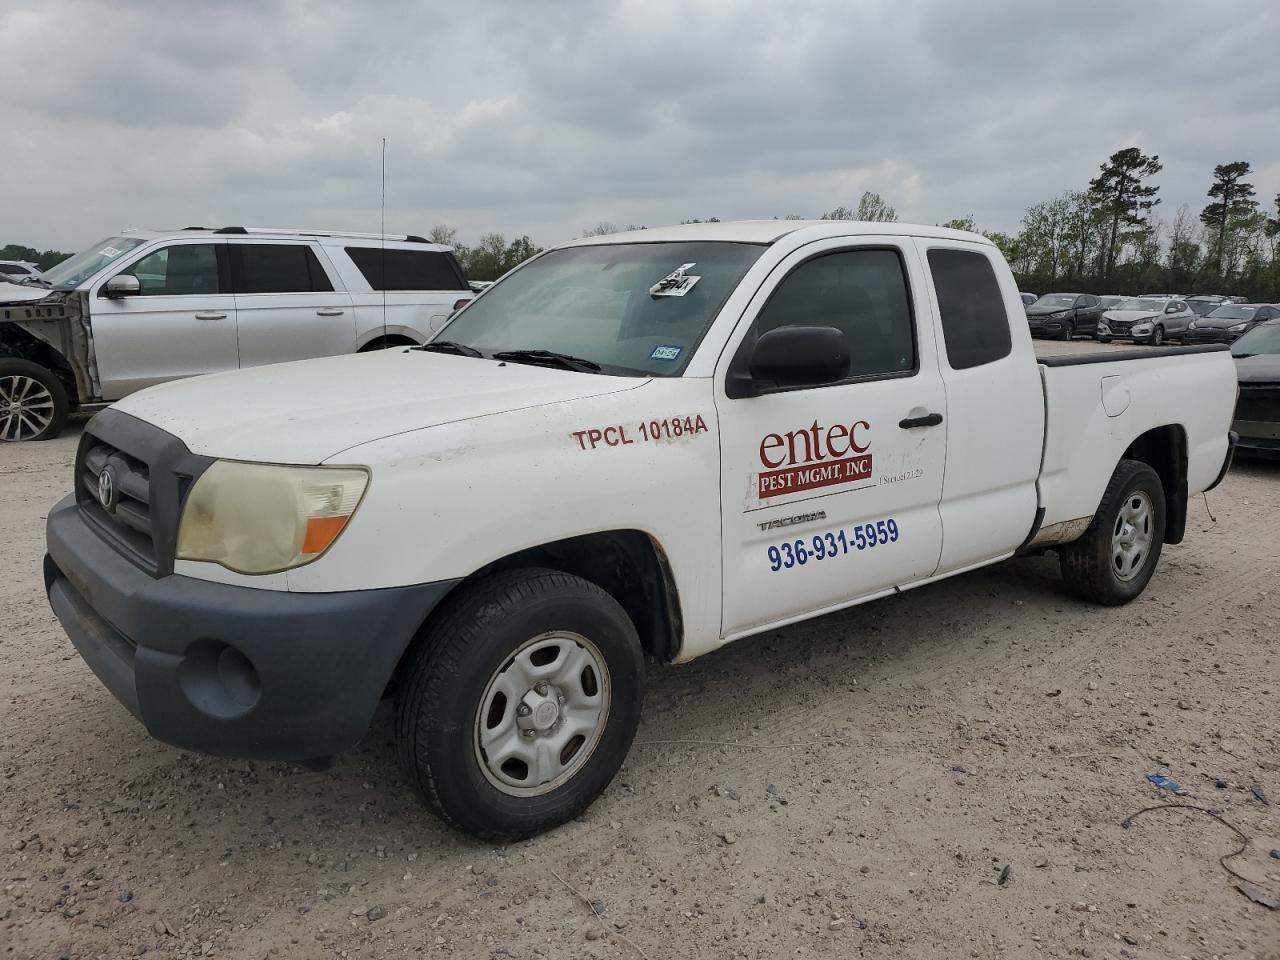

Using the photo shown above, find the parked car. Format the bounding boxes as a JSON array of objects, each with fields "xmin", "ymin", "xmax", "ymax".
[
  {"xmin": 1020, "ymin": 292, "xmax": 1037, "ymax": 307},
  {"xmin": 44, "ymin": 219, "xmax": 1236, "ymax": 840},
  {"xmin": 0, "ymin": 227, "xmax": 474, "ymax": 441},
  {"xmin": 1024, "ymin": 292, "xmax": 1105, "ymax": 340},
  {"xmin": 1097, "ymin": 297, "xmax": 1195, "ymax": 345},
  {"xmin": 1184, "ymin": 303, "xmax": 1280, "ymax": 345},
  {"xmin": 1230, "ymin": 319, "xmax": 1280, "ymax": 458},
  {"xmin": 0, "ymin": 260, "xmax": 42, "ymax": 282},
  {"xmin": 1186, "ymin": 295, "xmax": 1227, "ymax": 317}
]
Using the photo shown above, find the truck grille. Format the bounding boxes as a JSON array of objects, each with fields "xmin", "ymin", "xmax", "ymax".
[
  {"xmin": 73, "ymin": 410, "xmax": 214, "ymax": 577},
  {"xmin": 79, "ymin": 438, "xmax": 156, "ymax": 569},
  {"xmin": 1235, "ymin": 385, "xmax": 1280, "ymax": 424}
]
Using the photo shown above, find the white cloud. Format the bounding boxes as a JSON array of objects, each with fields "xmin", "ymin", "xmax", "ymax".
[{"xmin": 2, "ymin": 0, "xmax": 1278, "ymax": 252}]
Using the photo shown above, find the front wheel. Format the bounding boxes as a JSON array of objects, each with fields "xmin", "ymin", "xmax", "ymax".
[
  {"xmin": 1059, "ymin": 459, "xmax": 1165, "ymax": 605},
  {"xmin": 1152, "ymin": 325, "xmax": 1165, "ymax": 346},
  {"xmin": 1059, "ymin": 321, "xmax": 1075, "ymax": 341},
  {"xmin": 0, "ymin": 359, "xmax": 70, "ymax": 442},
  {"xmin": 395, "ymin": 568, "xmax": 644, "ymax": 841}
]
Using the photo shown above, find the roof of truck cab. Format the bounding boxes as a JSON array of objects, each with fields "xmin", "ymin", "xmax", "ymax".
[{"xmin": 559, "ymin": 219, "xmax": 994, "ymax": 247}]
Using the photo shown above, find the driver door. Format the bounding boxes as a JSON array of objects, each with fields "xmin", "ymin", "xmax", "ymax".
[
  {"xmin": 89, "ymin": 240, "xmax": 238, "ymax": 399},
  {"xmin": 714, "ymin": 238, "xmax": 948, "ymax": 639}
]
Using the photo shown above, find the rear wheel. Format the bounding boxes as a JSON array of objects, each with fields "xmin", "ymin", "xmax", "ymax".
[
  {"xmin": 1059, "ymin": 459, "xmax": 1165, "ymax": 605},
  {"xmin": 395, "ymin": 568, "xmax": 644, "ymax": 841},
  {"xmin": 0, "ymin": 359, "xmax": 69, "ymax": 442}
]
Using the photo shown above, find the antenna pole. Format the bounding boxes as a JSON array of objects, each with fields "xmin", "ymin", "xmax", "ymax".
[{"xmin": 380, "ymin": 137, "xmax": 387, "ymax": 342}]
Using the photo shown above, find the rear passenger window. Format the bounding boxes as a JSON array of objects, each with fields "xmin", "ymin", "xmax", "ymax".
[
  {"xmin": 926, "ymin": 249, "xmax": 1012, "ymax": 370},
  {"xmin": 743, "ymin": 248, "xmax": 916, "ymax": 383},
  {"xmin": 344, "ymin": 247, "xmax": 467, "ymax": 291},
  {"xmin": 232, "ymin": 244, "xmax": 334, "ymax": 294}
]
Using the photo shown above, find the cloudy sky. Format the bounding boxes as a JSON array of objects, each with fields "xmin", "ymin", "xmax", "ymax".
[{"xmin": 3, "ymin": 0, "xmax": 1279, "ymax": 253}]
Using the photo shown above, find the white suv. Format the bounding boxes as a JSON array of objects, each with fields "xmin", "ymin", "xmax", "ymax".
[
  {"xmin": 0, "ymin": 260, "xmax": 43, "ymax": 282},
  {"xmin": 0, "ymin": 227, "xmax": 475, "ymax": 440}
]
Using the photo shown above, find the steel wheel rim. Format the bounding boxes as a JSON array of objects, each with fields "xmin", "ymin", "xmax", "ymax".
[
  {"xmin": 473, "ymin": 631, "xmax": 611, "ymax": 797},
  {"xmin": 0, "ymin": 375, "xmax": 55, "ymax": 441},
  {"xmin": 1112, "ymin": 490, "xmax": 1154, "ymax": 582}
]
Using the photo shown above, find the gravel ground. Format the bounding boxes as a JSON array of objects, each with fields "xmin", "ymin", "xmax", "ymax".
[{"xmin": 3, "ymin": 356, "xmax": 1278, "ymax": 959}]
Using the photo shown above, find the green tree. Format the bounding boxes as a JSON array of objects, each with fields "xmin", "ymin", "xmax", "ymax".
[
  {"xmin": 940, "ymin": 216, "xmax": 978, "ymax": 232},
  {"xmin": 580, "ymin": 221, "xmax": 618, "ymax": 238},
  {"xmin": 427, "ymin": 224, "xmax": 458, "ymax": 247},
  {"xmin": 1201, "ymin": 161, "xmax": 1258, "ymax": 276},
  {"xmin": 822, "ymin": 192, "xmax": 897, "ymax": 223},
  {"xmin": 1088, "ymin": 147, "xmax": 1162, "ymax": 283},
  {"xmin": 0, "ymin": 243, "xmax": 74, "ymax": 271}
]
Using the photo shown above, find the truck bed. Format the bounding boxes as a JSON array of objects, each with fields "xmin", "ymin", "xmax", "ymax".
[{"xmin": 1032, "ymin": 341, "xmax": 1236, "ymax": 533}]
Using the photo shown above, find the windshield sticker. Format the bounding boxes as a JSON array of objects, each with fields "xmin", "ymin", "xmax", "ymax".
[
  {"xmin": 649, "ymin": 263, "xmax": 701, "ymax": 297},
  {"xmin": 650, "ymin": 345, "xmax": 682, "ymax": 361},
  {"xmin": 98, "ymin": 246, "xmax": 124, "ymax": 259}
]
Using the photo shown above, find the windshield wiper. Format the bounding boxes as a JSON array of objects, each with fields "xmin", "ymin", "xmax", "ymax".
[
  {"xmin": 1233, "ymin": 352, "xmax": 1256, "ymax": 358},
  {"xmin": 491, "ymin": 349, "xmax": 602, "ymax": 373},
  {"xmin": 416, "ymin": 340, "xmax": 483, "ymax": 358}
]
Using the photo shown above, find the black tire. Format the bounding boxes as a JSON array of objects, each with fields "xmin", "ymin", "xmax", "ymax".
[
  {"xmin": 0, "ymin": 359, "xmax": 69, "ymax": 442},
  {"xmin": 1095, "ymin": 333, "xmax": 1111, "ymax": 344},
  {"xmin": 1059, "ymin": 321, "xmax": 1074, "ymax": 341},
  {"xmin": 1059, "ymin": 459, "xmax": 1165, "ymax": 605},
  {"xmin": 395, "ymin": 567, "xmax": 644, "ymax": 841},
  {"xmin": 1152, "ymin": 325, "xmax": 1164, "ymax": 346}
]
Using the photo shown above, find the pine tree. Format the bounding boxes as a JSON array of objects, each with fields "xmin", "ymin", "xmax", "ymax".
[
  {"xmin": 1201, "ymin": 162, "xmax": 1258, "ymax": 275},
  {"xmin": 1088, "ymin": 147, "xmax": 1162, "ymax": 283}
]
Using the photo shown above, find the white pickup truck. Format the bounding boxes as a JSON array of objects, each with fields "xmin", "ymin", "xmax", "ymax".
[{"xmin": 44, "ymin": 220, "xmax": 1237, "ymax": 841}]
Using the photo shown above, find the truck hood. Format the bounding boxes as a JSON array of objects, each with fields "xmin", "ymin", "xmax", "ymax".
[{"xmin": 113, "ymin": 350, "xmax": 648, "ymax": 463}]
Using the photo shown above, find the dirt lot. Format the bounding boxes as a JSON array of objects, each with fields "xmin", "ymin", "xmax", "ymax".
[{"xmin": 3, "ymin": 375, "xmax": 1279, "ymax": 959}]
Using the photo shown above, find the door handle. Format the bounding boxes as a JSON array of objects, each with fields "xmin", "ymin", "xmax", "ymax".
[
  {"xmin": 316, "ymin": 308, "xmax": 345, "ymax": 317},
  {"xmin": 899, "ymin": 412, "xmax": 943, "ymax": 429},
  {"xmin": 194, "ymin": 312, "xmax": 227, "ymax": 320}
]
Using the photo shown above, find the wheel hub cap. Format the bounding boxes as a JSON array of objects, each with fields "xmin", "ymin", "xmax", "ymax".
[
  {"xmin": 0, "ymin": 375, "xmax": 56, "ymax": 442},
  {"xmin": 473, "ymin": 631, "xmax": 610, "ymax": 797},
  {"xmin": 1111, "ymin": 491, "xmax": 1154, "ymax": 582}
]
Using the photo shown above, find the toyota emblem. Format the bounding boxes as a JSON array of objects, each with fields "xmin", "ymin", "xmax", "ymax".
[{"xmin": 97, "ymin": 467, "xmax": 117, "ymax": 513}]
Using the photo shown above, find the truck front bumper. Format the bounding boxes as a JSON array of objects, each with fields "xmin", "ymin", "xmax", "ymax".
[{"xmin": 45, "ymin": 494, "xmax": 457, "ymax": 762}]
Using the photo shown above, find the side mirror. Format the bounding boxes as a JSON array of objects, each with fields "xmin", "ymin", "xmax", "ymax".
[
  {"xmin": 745, "ymin": 326, "xmax": 851, "ymax": 392},
  {"xmin": 1166, "ymin": 304, "xmax": 1179, "ymax": 313},
  {"xmin": 104, "ymin": 274, "xmax": 140, "ymax": 298}
]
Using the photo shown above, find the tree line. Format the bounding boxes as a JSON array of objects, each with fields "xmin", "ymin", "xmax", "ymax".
[{"xmin": 8, "ymin": 151, "xmax": 1279, "ymax": 296}]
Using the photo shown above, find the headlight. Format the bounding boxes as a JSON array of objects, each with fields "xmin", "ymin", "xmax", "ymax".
[
  {"xmin": 1227, "ymin": 322, "xmax": 1247, "ymax": 332},
  {"xmin": 177, "ymin": 462, "xmax": 370, "ymax": 574}
]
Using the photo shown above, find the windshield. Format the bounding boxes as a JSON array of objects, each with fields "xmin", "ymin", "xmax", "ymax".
[
  {"xmin": 1114, "ymin": 298, "xmax": 1165, "ymax": 312},
  {"xmin": 1205, "ymin": 305, "xmax": 1256, "ymax": 321},
  {"xmin": 1032, "ymin": 294, "xmax": 1076, "ymax": 309},
  {"xmin": 1232, "ymin": 321, "xmax": 1280, "ymax": 356},
  {"xmin": 41, "ymin": 237, "xmax": 147, "ymax": 291},
  {"xmin": 1187, "ymin": 299, "xmax": 1223, "ymax": 316},
  {"xmin": 1098, "ymin": 296, "xmax": 1124, "ymax": 307},
  {"xmin": 436, "ymin": 241, "xmax": 765, "ymax": 376}
]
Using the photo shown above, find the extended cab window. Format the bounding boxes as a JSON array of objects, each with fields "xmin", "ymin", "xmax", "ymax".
[
  {"xmin": 927, "ymin": 249, "xmax": 1012, "ymax": 370},
  {"xmin": 743, "ymin": 248, "xmax": 916, "ymax": 381},
  {"xmin": 345, "ymin": 247, "xmax": 467, "ymax": 291},
  {"xmin": 121, "ymin": 244, "xmax": 222, "ymax": 296},
  {"xmin": 232, "ymin": 244, "xmax": 334, "ymax": 294}
]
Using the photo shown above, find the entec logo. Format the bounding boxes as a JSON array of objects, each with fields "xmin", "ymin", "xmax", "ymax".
[{"xmin": 757, "ymin": 419, "xmax": 873, "ymax": 498}]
